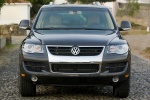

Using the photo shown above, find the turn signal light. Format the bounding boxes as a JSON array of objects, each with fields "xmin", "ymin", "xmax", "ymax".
[
  {"xmin": 21, "ymin": 74, "xmax": 25, "ymax": 77},
  {"xmin": 125, "ymin": 74, "xmax": 129, "ymax": 78}
]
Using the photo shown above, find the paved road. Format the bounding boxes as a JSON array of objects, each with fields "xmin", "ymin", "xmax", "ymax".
[{"xmin": 0, "ymin": 45, "xmax": 150, "ymax": 100}]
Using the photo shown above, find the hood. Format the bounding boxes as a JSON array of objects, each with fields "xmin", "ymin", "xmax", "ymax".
[{"xmin": 34, "ymin": 30, "xmax": 118, "ymax": 46}]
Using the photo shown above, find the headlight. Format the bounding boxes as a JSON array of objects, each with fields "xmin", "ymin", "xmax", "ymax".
[
  {"xmin": 107, "ymin": 44, "xmax": 128, "ymax": 54},
  {"xmin": 22, "ymin": 44, "xmax": 43, "ymax": 53}
]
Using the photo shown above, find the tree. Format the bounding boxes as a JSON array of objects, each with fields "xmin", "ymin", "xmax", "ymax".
[
  {"xmin": 124, "ymin": 0, "xmax": 140, "ymax": 16},
  {"xmin": 141, "ymin": 1, "xmax": 150, "ymax": 32},
  {"xmin": 26, "ymin": 0, "xmax": 54, "ymax": 17},
  {"xmin": 5, "ymin": 0, "xmax": 22, "ymax": 3},
  {"xmin": 0, "ymin": 0, "xmax": 21, "ymax": 45},
  {"xmin": 146, "ymin": 0, "xmax": 150, "ymax": 32},
  {"xmin": 0, "ymin": 0, "xmax": 5, "ymax": 8},
  {"xmin": 1, "ymin": 0, "xmax": 54, "ymax": 17},
  {"xmin": 67, "ymin": 0, "xmax": 116, "ymax": 3},
  {"xmin": 0, "ymin": 0, "xmax": 22, "ymax": 8},
  {"xmin": 117, "ymin": 0, "xmax": 140, "ymax": 17}
]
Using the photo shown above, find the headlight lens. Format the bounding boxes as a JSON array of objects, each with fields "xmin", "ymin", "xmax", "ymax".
[
  {"xmin": 107, "ymin": 44, "xmax": 128, "ymax": 54},
  {"xmin": 22, "ymin": 44, "xmax": 43, "ymax": 53}
]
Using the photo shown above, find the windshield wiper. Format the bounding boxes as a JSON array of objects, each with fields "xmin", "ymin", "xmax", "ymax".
[
  {"xmin": 82, "ymin": 27, "xmax": 114, "ymax": 30},
  {"xmin": 35, "ymin": 27, "xmax": 85, "ymax": 30},
  {"xmin": 83, "ymin": 28, "xmax": 103, "ymax": 30},
  {"xmin": 35, "ymin": 27, "xmax": 65, "ymax": 30},
  {"xmin": 35, "ymin": 27, "xmax": 113, "ymax": 30}
]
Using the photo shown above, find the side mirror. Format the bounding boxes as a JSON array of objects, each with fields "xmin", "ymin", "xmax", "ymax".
[
  {"xmin": 119, "ymin": 21, "xmax": 131, "ymax": 31},
  {"xmin": 19, "ymin": 20, "xmax": 31, "ymax": 30}
]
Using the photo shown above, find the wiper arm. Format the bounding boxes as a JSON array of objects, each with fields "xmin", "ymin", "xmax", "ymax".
[
  {"xmin": 35, "ymin": 27, "xmax": 58, "ymax": 30},
  {"xmin": 35, "ymin": 27, "xmax": 87, "ymax": 30},
  {"xmin": 82, "ymin": 27, "xmax": 111, "ymax": 30}
]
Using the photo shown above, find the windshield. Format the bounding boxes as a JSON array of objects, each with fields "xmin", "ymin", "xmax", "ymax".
[{"xmin": 35, "ymin": 7, "xmax": 115, "ymax": 30}]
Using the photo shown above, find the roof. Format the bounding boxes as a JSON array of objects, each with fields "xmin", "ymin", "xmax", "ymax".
[
  {"xmin": 4, "ymin": 3, "xmax": 32, "ymax": 7},
  {"xmin": 41, "ymin": 4, "xmax": 108, "ymax": 9}
]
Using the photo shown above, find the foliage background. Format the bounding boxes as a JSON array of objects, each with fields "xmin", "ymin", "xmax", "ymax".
[{"xmin": 67, "ymin": 0, "xmax": 116, "ymax": 3}]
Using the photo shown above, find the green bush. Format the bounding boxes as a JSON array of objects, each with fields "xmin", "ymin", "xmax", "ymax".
[
  {"xmin": 117, "ymin": 0, "xmax": 140, "ymax": 17},
  {"xmin": 145, "ymin": 47, "xmax": 150, "ymax": 54},
  {"xmin": 117, "ymin": 9, "xmax": 125, "ymax": 17},
  {"xmin": 131, "ymin": 22, "xmax": 146, "ymax": 30},
  {"xmin": 0, "ymin": 24, "xmax": 26, "ymax": 36}
]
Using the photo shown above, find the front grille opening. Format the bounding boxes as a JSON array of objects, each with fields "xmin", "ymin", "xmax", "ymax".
[
  {"xmin": 24, "ymin": 62, "xmax": 45, "ymax": 72},
  {"xmin": 106, "ymin": 62, "xmax": 127, "ymax": 73},
  {"xmin": 48, "ymin": 47, "xmax": 103, "ymax": 56},
  {"xmin": 51, "ymin": 64, "xmax": 99, "ymax": 73}
]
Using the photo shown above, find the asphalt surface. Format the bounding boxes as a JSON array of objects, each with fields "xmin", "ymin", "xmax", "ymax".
[{"xmin": 0, "ymin": 45, "xmax": 150, "ymax": 100}]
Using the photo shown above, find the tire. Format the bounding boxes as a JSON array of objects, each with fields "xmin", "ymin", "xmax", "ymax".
[
  {"xmin": 19, "ymin": 74, "xmax": 36, "ymax": 97},
  {"xmin": 113, "ymin": 79, "xmax": 130, "ymax": 98}
]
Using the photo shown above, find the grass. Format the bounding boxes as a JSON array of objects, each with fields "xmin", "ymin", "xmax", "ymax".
[
  {"xmin": 144, "ymin": 47, "xmax": 150, "ymax": 54},
  {"xmin": 116, "ymin": 16, "xmax": 149, "ymax": 35},
  {"xmin": 6, "ymin": 44, "xmax": 16, "ymax": 48},
  {"xmin": 142, "ymin": 47, "xmax": 150, "ymax": 59},
  {"xmin": 120, "ymin": 29, "xmax": 149, "ymax": 35},
  {"xmin": 0, "ymin": 44, "xmax": 16, "ymax": 52},
  {"xmin": 116, "ymin": 16, "xmax": 147, "ymax": 27}
]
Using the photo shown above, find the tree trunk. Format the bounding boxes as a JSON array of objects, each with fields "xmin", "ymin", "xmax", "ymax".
[{"xmin": 6, "ymin": 34, "xmax": 12, "ymax": 45}]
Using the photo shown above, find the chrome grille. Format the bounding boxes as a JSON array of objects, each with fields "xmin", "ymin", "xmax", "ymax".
[{"xmin": 48, "ymin": 46, "xmax": 103, "ymax": 56}]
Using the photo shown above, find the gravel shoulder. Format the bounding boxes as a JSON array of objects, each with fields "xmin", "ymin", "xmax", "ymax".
[
  {"xmin": 123, "ymin": 34, "xmax": 150, "ymax": 63},
  {"xmin": 0, "ymin": 44, "xmax": 150, "ymax": 100}
]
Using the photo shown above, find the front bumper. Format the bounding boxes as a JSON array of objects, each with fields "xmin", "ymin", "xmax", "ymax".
[
  {"xmin": 20, "ymin": 63, "xmax": 130, "ymax": 86},
  {"xmin": 19, "ymin": 45, "xmax": 131, "ymax": 86}
]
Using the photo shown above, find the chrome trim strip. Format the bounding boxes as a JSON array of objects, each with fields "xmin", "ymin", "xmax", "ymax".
[
  {"xmin": 46, "ymin": 45, "xmax": 105, "ymax": 63},
  {"xmin": 47, "ymin": 45, "xmax": 105, "ymax": 47},
  {"xmin": 46, "ymin": 45, "xmax": 105, "ymax": 74}
]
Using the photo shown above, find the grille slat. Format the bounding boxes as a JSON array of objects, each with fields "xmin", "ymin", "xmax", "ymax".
[
  {"xmin": 48, "ymin": 47, "xmax": 103, "ymax": 56},
  {"xmin": 106, "ymin": 62, "xmax": 127, "ymax": 73},
  {"xmin": 24, "ymin": 62, "xmax": 45, "ymax": 72},
  {"xmin": 51, "ymin": 64, "xmax": 99, "ymax": 73}
]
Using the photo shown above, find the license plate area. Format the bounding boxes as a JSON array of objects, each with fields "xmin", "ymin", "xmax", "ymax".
[{"xmin": 51, "ymin": 64, "xmax": 100, "ymax": 73}]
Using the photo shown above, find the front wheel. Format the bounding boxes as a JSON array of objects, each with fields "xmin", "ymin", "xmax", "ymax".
[
  {"xmin": 113, "ymin": 79, "xmax": 130, "ymax": 98},
  {"xmin": 19, "ymin": 74, "xmax": 36, "ymax": 97}
]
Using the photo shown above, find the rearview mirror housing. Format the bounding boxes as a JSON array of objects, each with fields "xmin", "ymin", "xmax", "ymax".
[
  {"xmin": 19, "ymin": 20, "xmax": 31, "ymax": 30},
  {"xmin": 119, "ymin": 21, "xmax": 131, "ymax": 31}
]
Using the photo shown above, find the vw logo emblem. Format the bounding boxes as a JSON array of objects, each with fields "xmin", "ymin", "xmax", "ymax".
[{"xmin": 71, "ymin": 46, "xmax": 80, "ymax": 55}]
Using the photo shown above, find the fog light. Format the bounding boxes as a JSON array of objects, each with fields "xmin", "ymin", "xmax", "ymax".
[
  {"xmin": 112, "ymin": 77, "xmax": 119, "ymax": 82},
  {"xmin": 31, "ymin": 76, "xmax": 38, "ymax": 82}
]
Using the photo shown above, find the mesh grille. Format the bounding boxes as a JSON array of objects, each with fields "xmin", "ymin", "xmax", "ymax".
[{"xmin": 51, "ymin": 64, "xmax": 99, "ymax": 73}]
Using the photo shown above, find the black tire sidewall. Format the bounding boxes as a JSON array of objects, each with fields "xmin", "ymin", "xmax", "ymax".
[{"xmin": 113, "ymin": 78, "xmax": 130, "ymax": 98}]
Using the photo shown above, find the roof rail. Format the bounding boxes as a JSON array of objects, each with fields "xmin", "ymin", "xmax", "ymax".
[
  {"xmin": 92, "ymin": 1, "xmax": 101, "ymax": 6},
  {"xmin": 50, "ymin": 0, "xmax": 69, "ymax": 5},
  {"xmin": 49, "ymin": 2, "xmax": 54, "ymax": 5}
]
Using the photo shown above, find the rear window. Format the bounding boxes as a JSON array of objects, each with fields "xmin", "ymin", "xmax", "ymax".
[{"xmin": 35, "ymin": 7, "xmax": 115, "ymax": 30}]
